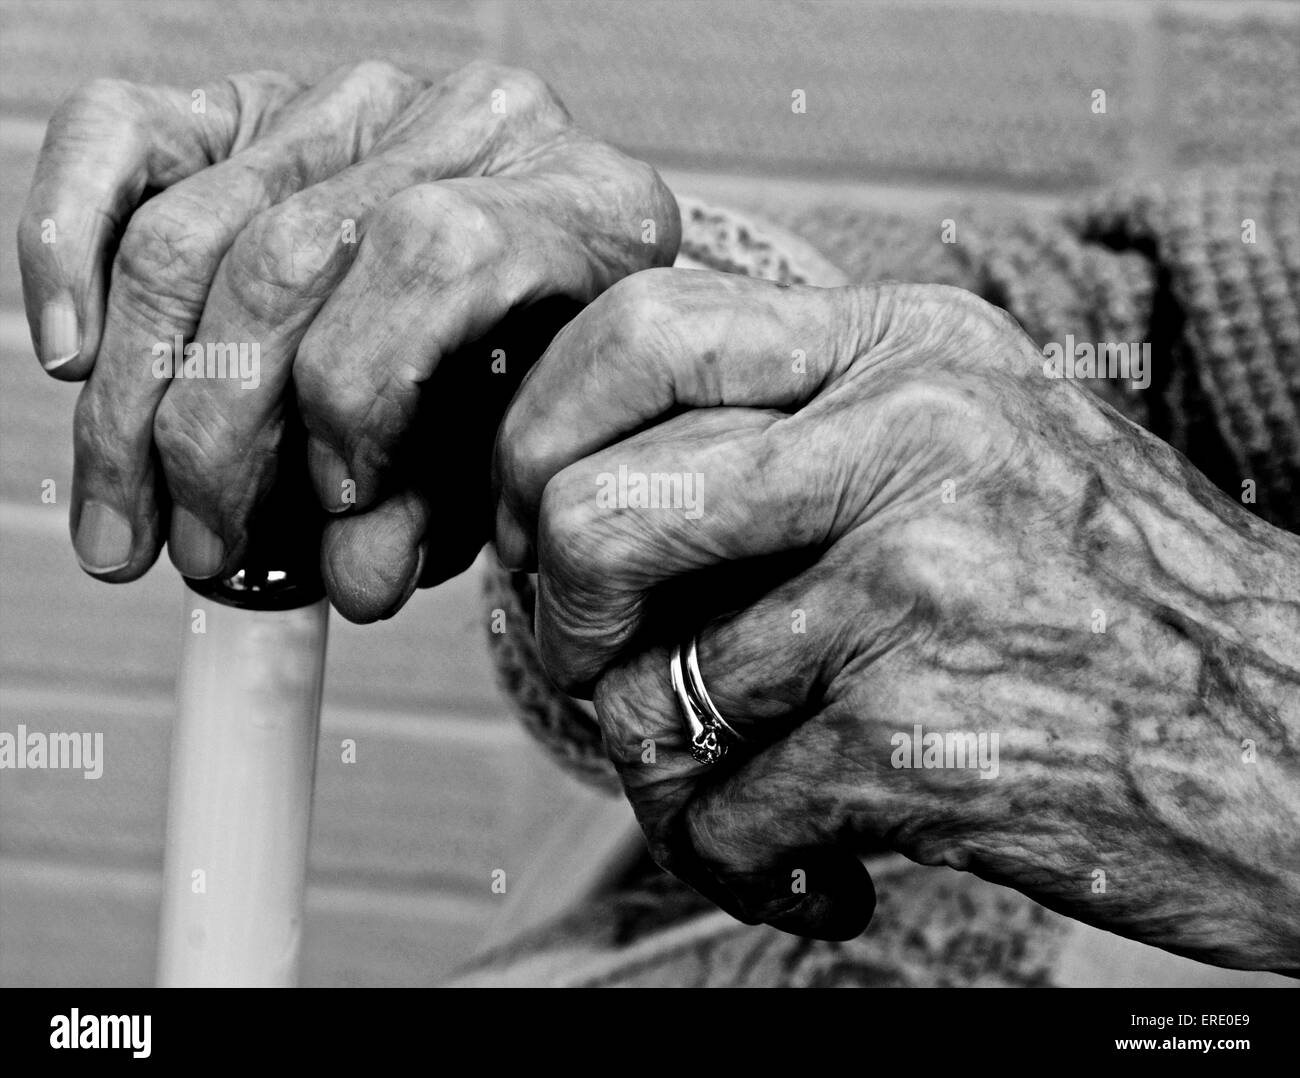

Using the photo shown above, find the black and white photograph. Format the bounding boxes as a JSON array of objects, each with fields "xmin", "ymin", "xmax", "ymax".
[{"xmin": 0, "ymin": 0, "xmax": 1296, "ymax": 1052}]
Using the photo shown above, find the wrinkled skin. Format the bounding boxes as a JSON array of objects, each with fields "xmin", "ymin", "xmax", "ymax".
[
  {"xmin": 495, "ymin": 269, "xmax": 1300, "ymax": 973},
  {"xmin": 18, "ymin": 61, "xmax": 678, "ymax": 619}
]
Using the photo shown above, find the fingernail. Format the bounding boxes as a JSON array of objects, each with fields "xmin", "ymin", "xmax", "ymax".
[
  {"xmin": 308, "ymin": 438, "xmax": 354, "ymax": 513},
  {"xmin": 40, "ymin": 297, "xmax": 80, "ymax": 371},
  {"xmin": 74, "ymin": 501, "xmax": 133, "ymax": 573},
  {"xmin": 493, "ymin": 499, "xmax": 531, "ymax": 571},
  {"xmin": 169, "ymin": 506, "xmax": 226, "ymax": 579}
]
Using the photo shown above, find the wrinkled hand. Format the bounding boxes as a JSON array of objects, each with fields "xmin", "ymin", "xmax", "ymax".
[
  {"xmin": 494, "ymin": 269, "xmax": 1300, "ymax": 971},
  {"xmin": 19, "ymin": 61, "xmax": 677, "ymax": 619}
]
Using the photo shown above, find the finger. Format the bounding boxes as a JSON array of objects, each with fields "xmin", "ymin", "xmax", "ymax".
[
  {"xmin": 156, "ymin": 62, "xmax": 610, "ymax": 580},
  {"xmin": 686, "ymin": 722, "xmax": 878, "ymax": 941},
  {"xmin": 318, "ymin": 464, "xmax": 501, "ymax": 624},
  {"xmin": 533, "ymin": 401, "xmax": 887, "ymax": 694},
  {"xmin": 18, "ymin": 71, "xmax": 302, "ymax": 380},
  {"xmin": 315, "ymin": 330, "xmax": 508, "ymax": 622},
  {"xmin": 319, "ymin": 489, "xmax": 430, "ymax": 624},
  {"xmin": 493, "ymin": 268, "xmax": 863, "ymax": 568},
  {"xmin": 294, "ymin": 182, "xmax": 564, "ymax": 516},
  {"xmin": 296, "ymin": 78, "xmax": 678, "ymax": 519},
  {"xmin": 293, "ymin": 171, "xmax": 639, "ymax": 520},
  {"xmin": 593, "ymin": 542, "xmax": 885, "ymax": 939},
  {"xmin": 69, "ymin": 62, "xmax": 422, "ymax": 579}
]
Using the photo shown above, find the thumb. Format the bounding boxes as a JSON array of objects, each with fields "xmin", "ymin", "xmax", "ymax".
[
  {"xmin": 19, "ymin": 71, "xmax": 302, "ymax": 379},
  {"xmin": 685, "ymin": 723, "xmax": 877, "ymax": 940}
]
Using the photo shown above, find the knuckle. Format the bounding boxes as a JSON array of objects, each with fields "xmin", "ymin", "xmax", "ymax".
[
  {"xmin": 537, "ymin": 469, "xmax": 594, "ymax": 563},
  {"xmin": 587, "ymin": 143, "xmax": 678, "ymax": 228},
  {"xmin": 227, "ymin": 199, "xmax": 341, "ymax": 308},
  {"xmin": 640, "ymin": 164, "xmax": 682, "ymax": 265},
  {"xmin": 369, "ymin": 185, "xmax": 507, "ymax": 282},
  {"xmin": 290, "ymin": 338, "xmax": 334, "ymax": 421},
  {"xmin": 290, "ymin": 327, "xmax": 337, "ymax": 412},
  {"xmin": 873, "ymin": 375, "xmax": 1005, "ymax": 468},
  {"xmin": 578, "ymin": 268, "xmax": 679, "ymax": 372},
  {"xmin": 113, "ymin": 194, "xmax": 222, "ymax": 316},
  {"xmin": 308, "ymin": 62, "xmax": 421, "ymax": 140},
  {"xmin": 596, "ymin": 267, "xmax": 674, "ymax": 347},
  {"xmin": 152, "ymin": 392, "xmax": 252, "ymax": 506},
  {"xmin": 295, "ymin": 337, "xmax": 402, "ymax": 465},
  {"xmin": 537, "ymin": 467, "xmax": 621, "ymax": 584},
  {"xmin": 345, "ymin": 59, "xmax": 412, "ymax": 90},
  {"xmin": 366, "ymin": 186, "xmax": 442, "ymax": 264},
  {"xmin": 153, "ymin": 392, "xmax": 271, "ymax": 528},
  {"xmin": 496, "ymin": 409, "xmax": 562, "ymax": 512},
  {"xmin": 913, "ymin": 282, "xmax": 986, "ymax": 310},
  {"xmin": 876, "ymin": 376, "xmax": 980, "ymax": 425},
  {"xmin": 335, "ymin": 59, "xmax": 422, "ymax": 110},
  {"xmin": 683, "ymin": 801, "xmax": 747, "ymax": 871},
  {"xmin": 500, "ymin": 66, "xmax": 566, "ymax": 120},
  {"xmin": 896, "ymin": 283, "xmax": 1031, "ymax": 360},
  {"xmin": 456, "ymin": 61, "xmax": 567, "ymax": 122},
  {"xmin": 877, "ymin": 514, "xmax": 975, "ymax": 617},
  {"xmin": 72, "ymin": 389, "xmax": 134, "ymax": 487},
  {"xmin": 945, "ymin": 285, "xmax": 1027, "ymax": 340},
  {"xmin": 980, "ymin": 297, "xmax": 1023, "ymax": 334},
  {"xmin": 16, "ymin": 208, "xmax": 47, "ymax": 262},
  {"xmin": 55, "ymin": 77, "xmax": 138, "ymax": 125},
  {"xmin": 593, "ymin": 662, "xmax": 654, "ymax": 767},
  {"xmin": 152, "ymin": 394, "xmax": 217, "ymax": 480}
]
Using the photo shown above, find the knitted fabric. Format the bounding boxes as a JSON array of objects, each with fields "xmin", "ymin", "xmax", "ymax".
[
  {"xmin": 782, "ymin": 163, "xmax": 1300, "ymax": 528},
  {"xmin": 484, "ymin": 165, "xmax": 1300, "ymax": 791},
  {"xmin": 455, "ymin": 858, "xmax": 1064, "ymax": 987}
]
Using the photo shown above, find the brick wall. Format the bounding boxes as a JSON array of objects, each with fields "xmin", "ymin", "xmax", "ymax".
[{"xmin": 3, "ymin": 0, "xmax": 1296, "ymax": 186}]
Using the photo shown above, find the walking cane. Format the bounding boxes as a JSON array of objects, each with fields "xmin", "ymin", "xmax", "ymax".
[{"xmin": 156, "ymin": 479, "xmax": 328, "ymax": 987}]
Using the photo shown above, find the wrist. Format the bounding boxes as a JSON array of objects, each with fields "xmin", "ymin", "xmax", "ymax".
[{"xmin": 1109, "ymin": 438, "xmax": 1300, "ymax": 970}]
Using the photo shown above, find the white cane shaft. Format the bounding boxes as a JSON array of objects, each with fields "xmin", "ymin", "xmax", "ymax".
[{"xmin": 158, "ymin": 588, "xmax": 328, "ymax": 987}]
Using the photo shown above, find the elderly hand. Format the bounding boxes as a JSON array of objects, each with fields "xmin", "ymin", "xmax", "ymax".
[
  {"xmin": 19, "ymin": 61, "xmax": 677, "ymax": 619},
  {"xmin": 494, "ymin": 268, "xmax": 1300, "ymax": 971}
]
